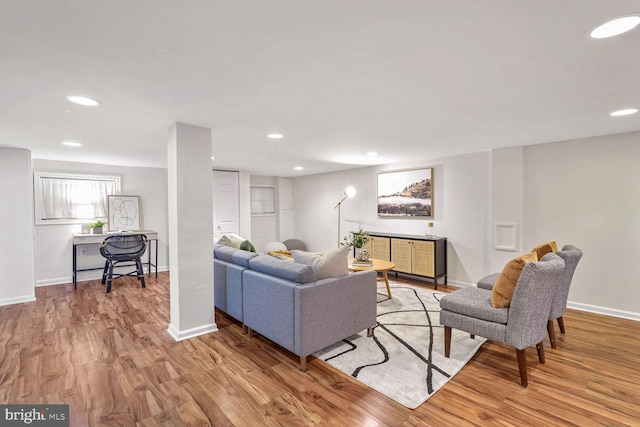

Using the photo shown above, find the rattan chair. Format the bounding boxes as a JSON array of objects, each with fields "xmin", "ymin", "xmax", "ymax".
[{"xmin": 99, "ymin": 234, "xmax": 148, "ymax": 293}]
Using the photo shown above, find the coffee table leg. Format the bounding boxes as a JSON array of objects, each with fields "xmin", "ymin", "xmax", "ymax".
[{"xmin": 382, "ymin": 271, "xmax": 392, "ymax": 298}]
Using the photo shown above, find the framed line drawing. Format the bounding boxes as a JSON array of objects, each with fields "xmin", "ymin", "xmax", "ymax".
[
  {"xmin": 377, "ymin": 168, "xmax": 432, "ymax": 217},
  {"xmin": 108, "ymin": 195, "xmax": 140, "ymax": 231}
]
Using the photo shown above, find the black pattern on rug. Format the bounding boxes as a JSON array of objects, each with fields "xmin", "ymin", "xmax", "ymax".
[{"xmin": 314, "ymin": 283, "xmax": 485, "ymax": 409}]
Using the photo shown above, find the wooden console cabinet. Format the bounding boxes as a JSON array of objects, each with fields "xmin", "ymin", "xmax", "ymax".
[{"xmin": 363, "ymin": 232, "xmax": 447, "ymax": 289}]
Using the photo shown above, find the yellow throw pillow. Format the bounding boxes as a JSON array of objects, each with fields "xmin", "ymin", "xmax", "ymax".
[
  {"xmin": 491, "ymin": 252, "xmax": 538, "ymax": 308},
  {"xmin": 532, "ymin": 241, "xmax": 558, "ymax": 261}
]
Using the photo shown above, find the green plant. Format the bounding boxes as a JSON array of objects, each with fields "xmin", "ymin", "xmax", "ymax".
[
  {"xmin": 89, "ymin": 220, "xmax": 106, "ymax": 229},
  {"xmin": 342, "ymin": 229, "xmax": 370, "ymax": 248}
]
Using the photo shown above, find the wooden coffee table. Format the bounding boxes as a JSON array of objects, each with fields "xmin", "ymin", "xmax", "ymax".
[{"xmin": 348, "ymin": 258, "xmax": 395, "ymax": 298}]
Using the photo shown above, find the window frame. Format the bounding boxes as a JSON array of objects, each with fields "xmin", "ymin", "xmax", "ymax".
[
  {"xmin": 250, "ymin": 185, "xmax": 276, "ymax": 216},
  {"xmin": 33, "ymin": 171, "xmax": 121, "ymax": 225}
]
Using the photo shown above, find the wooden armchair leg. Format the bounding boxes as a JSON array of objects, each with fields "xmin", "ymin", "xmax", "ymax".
[
  {"xmin": 557, "ymin": 316, "xmax": 566, "ymax": 334},
  {"xmin": 242, "ymin": 324, "xmax": 248, "ymax": 335},
  {"xmin": 300, "ymin": 356, "xmax": 308, "ymax": 372},
  {"xmin": 444, "ymin": 326, "xmax": 452, "ymax": 358},
  {"xmin": 367, "ymin": 327, "xmax": 373, "ymax": 337},
  {"xmin": 516, "ymin": 348, "xmax": 528, "ymax": 387},
  {"xmin": 247, "ymin": 327, "xmax": 254, "ymax": 338},
  {"xmin": 536, "ymin": 341, "xmax": 545, "ymax": 364},
  {"xmin": 547, "ymin": 320, "xmax": 557, "ymax": 349}
]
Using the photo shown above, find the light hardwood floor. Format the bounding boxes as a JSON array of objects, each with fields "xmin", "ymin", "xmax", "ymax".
[{"xmin": 1, "ymin": 272, "xmax": 639, "ymax": 426}]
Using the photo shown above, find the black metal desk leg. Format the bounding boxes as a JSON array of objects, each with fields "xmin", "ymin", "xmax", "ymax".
[
  {"xmin": 72, "ymin": 244, "xmax": 77, "ymax": 289},
  {"xmin": 155, "ymin": 239, "xmax": 158, "ymax": 278}
]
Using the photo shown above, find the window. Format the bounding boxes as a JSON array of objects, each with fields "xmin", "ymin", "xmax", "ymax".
[
  {"xmin": 34, "ymin": 172, "xmax": 121, "ymax": 225},
  {"xmin": 250, "ymin": 186, "xmax": 275, "ymax": 215}
]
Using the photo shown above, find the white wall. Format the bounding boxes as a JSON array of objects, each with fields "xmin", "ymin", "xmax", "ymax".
[
  {"xmin": 293, "ymin": 151, "xmax": 491, "ymax": 286},
  {"xmin": 524, "ymin": 131, "xmax": 640, "ymax": 318},
  {"xmin": 167, "ymin": 123, "xmax": 215, "ymax": 340},
  {"xmin": 489, "ymin": 147, "xmax": 525, "ymax": 272},
  {"xmin": 0, "ymin": 147, "xmax": 35, "ymax": 305},
  {"xmin": 293, "ymin": 138, "xmax": 640, "ymax": 320},
  {"xmin": 249, "ymin": 175, "xmax": 277, "ymax": 252},
  {"xmin": 278, "ymin": 177, "xmax": 295, "ymax": 242},
  {"xmin": 32, "ymin": 159, "xmax": 169, "ymax": 286}
]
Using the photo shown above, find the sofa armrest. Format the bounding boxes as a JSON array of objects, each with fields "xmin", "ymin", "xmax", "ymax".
[
  {"xmin": 243, "ymin": 270, "xmax": 297, "ymax": 352},
  {"xmin": 294, "ymin": 270, "xmax": 377, "ymax": 357}
]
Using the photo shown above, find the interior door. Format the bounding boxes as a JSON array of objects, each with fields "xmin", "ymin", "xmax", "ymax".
[{"xmin": 213, "ymin": 170, "xmax": 240, "ymax": 237}]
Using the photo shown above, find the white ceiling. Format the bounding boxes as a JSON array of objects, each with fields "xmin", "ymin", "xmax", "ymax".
[{"xmin": 1, "ymin": 1, "xmax": 639, "ymax": 177}]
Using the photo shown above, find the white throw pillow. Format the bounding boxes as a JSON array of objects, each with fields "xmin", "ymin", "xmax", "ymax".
[
  {"xmin": 295, "ymin": 246, "xmax": 349, "ymax": 280},
  {"xmin": 264, "ymin": 241, "xmax": 287, "ymax": 253},
  {"xmin": 216, "ymin": 233, "xmax": 245, "ymax": 249},
  {"xmin": 291, "ymin": 250, "xmax": 322, "ymax": 265}
]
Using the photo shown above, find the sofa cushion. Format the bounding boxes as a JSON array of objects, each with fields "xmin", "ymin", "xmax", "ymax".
[
  {"xmin": 249, "ymin": 254, "xmax": 317, "ymax": 284},
  {"xmin": 491, "ymin": 252, "xmax": 538, "ymax": 308},
  {"xmin": 291, "ymin": 250, "xmax": 322, "ymax": 265},
  {"xmin": 292, "ymin": 246, "xmax": 349, "ymax": 280},
  {"xmin": 214, "ymin": 245, "xmax": 237, "ymax": 263},
  {"xmin": 532, "ymin": 241, "xmax": 558, "ymax": 261},
  {"xmin": 232, "ymin": 248, "xmax": 259, "ymax": 267}
]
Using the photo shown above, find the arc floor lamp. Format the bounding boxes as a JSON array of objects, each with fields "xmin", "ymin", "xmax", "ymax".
[{"xmin": 334, "ymin": 186, "xmax": 356, "ymax": 247}]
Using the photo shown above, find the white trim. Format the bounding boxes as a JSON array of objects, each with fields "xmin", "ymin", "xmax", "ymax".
[
  {"xmin": 167, "ymin": 322, "xmax": 218, "ymax": 341},
  {"xmin": 567, "ymin": 301, "xmax": 640, "ymax": 322},
  {"xmin": 494, "ymin": 222, "xmax": 518, "ymax": 251},
  {"xmin": 446, "ymin": 279, "xmax": 475, "ymax": 287},
  {"xmin": 35, "ymin": 265, "xmax": 169, "ymax": 287},
  {"xmin": 0, "ymin": 294, "xmax": 36, "ymax": 307}
]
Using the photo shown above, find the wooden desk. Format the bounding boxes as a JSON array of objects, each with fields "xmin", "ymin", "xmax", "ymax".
[
  {"xmin": 72, "ymin": 230, "xmax": 158, "ymax": 288},
  {"xmin": 349, "ymin": 258, "xmax": 395, "ymax": 298}
]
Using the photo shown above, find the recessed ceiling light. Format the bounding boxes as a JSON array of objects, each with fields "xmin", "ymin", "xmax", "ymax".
[
  {"xmin": 294, "ymin": 166, "xmax": 303, "ymax": 171},
  {"xmin": 610, "ymin": 108, "xmax": 639, "ymax": 116},
  {"xmin": 366, "ymin": 151, "xmax": 379, "ymax": 157},
  {"xmin": 591, "ymin": 15, "xmax": 640, "ymax": 39},
  {"xmin": 62, "ymin": 141, "xmax": 82, "ymax": 147},
  {"xmin": 267, "ymin": 133, "xmax": 283, "ymax": 139},
  {"xmin": 211, "ymin": 156, "xmax": 215, "ymax": 160},
  {"xmin": 65, "ymin": 95, "xmax": 101, "ymax": 106}
]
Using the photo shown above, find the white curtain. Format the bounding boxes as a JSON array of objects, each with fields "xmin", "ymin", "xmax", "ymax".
[
  {"xmin": 39, "ymin": 177, "xmax": 117, "ymax": 220},
  {"xmin": 250, "ymin": 187, "xmax": 275, "ymax": 214}
]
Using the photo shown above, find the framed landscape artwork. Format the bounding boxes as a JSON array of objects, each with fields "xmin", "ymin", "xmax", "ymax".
[
  {"xmin": 107, "ymin": 195, "xmax": 141, "ymax": 231},
  {"xmin": 377, "ymin": 168, "xmax": 433, "ymax": 217}
]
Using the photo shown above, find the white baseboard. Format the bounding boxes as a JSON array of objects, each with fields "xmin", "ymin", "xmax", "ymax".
[
  {"xmin": 567, "ymin": 301, "xmax": 640, "ymax": 322},
  {"xmin": 167, "ymin": 322, "xmax": 218, "ymax": 341},
  {"xmin": 446, "ymin": 279, "xmax": 474, "ymax": 287},
  {"xmin": 0, "ymin": 294, "xmax": 36, "ymax": 307},
  {"xmin": 35, "ymin": 266, "xmax": 169, "ymax": 287}
]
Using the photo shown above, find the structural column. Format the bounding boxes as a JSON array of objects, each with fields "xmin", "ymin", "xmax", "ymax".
[{"xmin": 167, "ymin": 123, "xmax": 216, "ymax": 340}]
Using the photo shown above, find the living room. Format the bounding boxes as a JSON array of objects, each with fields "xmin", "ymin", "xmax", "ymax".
[{"xmin": 1, "ymin": 2, "xmax": 640, "ymax": 425}]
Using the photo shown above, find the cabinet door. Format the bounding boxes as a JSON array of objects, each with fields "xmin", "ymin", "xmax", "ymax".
[
  {"xmin": 412, "ymin": 240, "xmax": 435, "ymax": 277},
  {"xmin": 370, "ymin": 236, "xmax": 390, "ymax": 261},
  {"xmin": 391, "ymin": 239, "xmax": 412, "ymax": 273}
]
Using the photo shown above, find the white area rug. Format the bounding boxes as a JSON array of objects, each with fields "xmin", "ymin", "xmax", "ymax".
[{"xmin": 314, "ymin": 282, "xmax": 486, "ymax": 409}]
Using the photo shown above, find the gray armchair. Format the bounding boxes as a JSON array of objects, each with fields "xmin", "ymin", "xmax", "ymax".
[
  {"xmin": 478, "ymin": 244, "xmax": 582, "ymax": 348},
  {"xmin": 440, "ymin": 253, "xmax": 565, "ymax": 386}
]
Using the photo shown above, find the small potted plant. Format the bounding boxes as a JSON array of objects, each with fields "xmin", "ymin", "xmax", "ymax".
[
  {"xmin": 342, "ymin": 229, "xmax": 371, "ymax": 261},
  {"xmin": 89, "ymin": 220, "xmax": 106, "ymax": 234}
]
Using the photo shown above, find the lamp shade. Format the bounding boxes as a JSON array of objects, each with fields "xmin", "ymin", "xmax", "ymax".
[{"xmin": 345, "ymin": 186, "xmax": 356, "ymax": 198}]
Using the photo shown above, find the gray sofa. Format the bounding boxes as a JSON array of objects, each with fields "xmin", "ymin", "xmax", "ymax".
[{"xmin": 213, "ymin": 244, "xmax": 378, "ymax": 370}]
